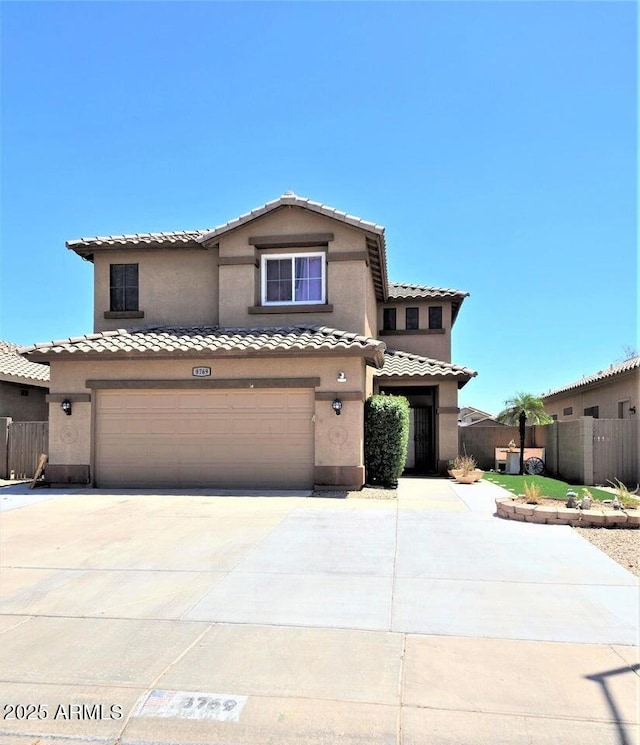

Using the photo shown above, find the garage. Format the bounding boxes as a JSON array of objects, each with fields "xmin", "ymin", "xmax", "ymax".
[{"xmin": 95, "ymin": 388, "xmax": 315, "ymax": 488}]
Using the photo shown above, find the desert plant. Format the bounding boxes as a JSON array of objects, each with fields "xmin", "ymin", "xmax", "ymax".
[
  {"xmin": 364, "ymin": 395, "xmax": 410, "ymax": 486},
  {"xmin": 457, "ymin": 454, "xmax": 477, "ymax": 475},
  {"xmin": 523, "ymin": 480, "xmax": 543, "ymax": 504},
  {"xmin": 606, "ymin": 478, "xmax": 639, "ymax": 510},
  {"xmin": 496, "ymin": 393, "xmax": 553, "ymax": 475}
]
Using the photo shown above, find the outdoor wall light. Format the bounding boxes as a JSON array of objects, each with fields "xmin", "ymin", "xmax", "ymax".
[
  {"xmin": 630, "ymin": 406, "xmax": 637, "ymax": 415},
  {"xmin": 332, "ymin": 398, "xmax": 343, "ymax": 416},
  {"xmin": 337, "ymin": 371, "xmax": 347, "ymax": 383},
  {"xmin": 61, "ymin": 399, "xmax": 72, "ymax": 416}
]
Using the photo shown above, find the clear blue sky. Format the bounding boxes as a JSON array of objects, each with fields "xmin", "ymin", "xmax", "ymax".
[{"xmin": 1, "ymin": 1, "xmax": 636, "ymax": 415}]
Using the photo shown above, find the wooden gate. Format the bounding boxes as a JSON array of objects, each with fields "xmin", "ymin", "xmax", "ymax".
[{"xmin": 7, "ymin": 421, "xmax": 48, "ymax": 479}]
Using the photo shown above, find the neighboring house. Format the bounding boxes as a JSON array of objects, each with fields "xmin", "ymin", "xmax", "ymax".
[
  {"xmin": 0, "ymin": 341, "xmax": 49, "ymax": 421},
  {"xmin": 541, "ymin": 356, "xmax": 639, "ymax": 421},
  {"xmin": 20, "ymin": 192, "xmax": 476, "ymax": 489},
  {"xmin": 458, "ymin": 406, "xmax": 503, "ymax": 427}
]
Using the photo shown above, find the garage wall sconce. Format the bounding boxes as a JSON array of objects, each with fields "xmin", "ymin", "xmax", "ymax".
[
  {"xmin": 61, "ymin": 399, "xmax": 72, "ymax": 416},
  {"xmin": 630, "ymin": 406, "xmax": 637, "ymax": 415},
  {"xmin": 332, "ymin": 398, "xmax": 343, "ymax": 416},
  {"xmin": 337, "ymin": 371, "xmax": 347, "ymax": 383}
]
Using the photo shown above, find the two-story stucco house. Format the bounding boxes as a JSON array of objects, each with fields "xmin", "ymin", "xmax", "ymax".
[{"xmin": 21, "ymin": 193, "xmax": 476, "ymax": 489}]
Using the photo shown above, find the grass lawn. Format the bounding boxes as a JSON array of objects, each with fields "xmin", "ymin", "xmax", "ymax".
[{"xmin": 484, "ymin": 473, "xmax": 614, "ymax": 501}]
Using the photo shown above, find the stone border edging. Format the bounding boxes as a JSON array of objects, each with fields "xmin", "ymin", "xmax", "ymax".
[{"xmin": 495, "ymin": 497, "xmax": 640, "ymax": 528}]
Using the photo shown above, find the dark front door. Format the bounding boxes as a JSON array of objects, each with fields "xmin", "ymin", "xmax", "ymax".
[{"xmin": 413, "ymin": 406, "xmax": 435, "ymax": 472}]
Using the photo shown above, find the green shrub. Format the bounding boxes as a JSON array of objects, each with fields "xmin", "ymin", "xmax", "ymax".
[{"xmin": 364, "ymin": 395, "xmax": 410, "ymax": 486}]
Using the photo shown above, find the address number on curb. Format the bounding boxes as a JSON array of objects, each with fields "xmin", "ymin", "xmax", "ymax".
[{"xmin": 134, "ymin": 690, "xmax": 247, "ymax": 722}]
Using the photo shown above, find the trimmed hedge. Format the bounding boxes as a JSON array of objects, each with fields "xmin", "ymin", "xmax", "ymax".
[{"xmin": 364, "ymin": 394, "xmax": 410, "ymax": 486}]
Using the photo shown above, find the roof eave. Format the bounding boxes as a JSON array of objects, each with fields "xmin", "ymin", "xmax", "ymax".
[
  {"xmin": 0, "ymin": 372, "xmax": 50, "ymax": 387},
  {"xmin": 22, "ymin": 345, "xmax": 386, "ymax": 364},
  {"xmin": 375, "ymin": 371, "xmax": 476, "ymax": 385},
  {"xmin": 542, "ymin": 365, "xmax": 639, "ymax": 400}
]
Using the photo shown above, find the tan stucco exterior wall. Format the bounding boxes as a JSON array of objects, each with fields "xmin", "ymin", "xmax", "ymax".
[
  {"xmin": 48, "ymin": 402, "xmax": 91, "ymax": 465},
  {"xmin": 89, "ymin": 208, "xmax": 380, "ymax": 339},
  {"xmin": 437, "ymin": 380, "xmax": 461, "ymax": 466},
  {"xmin": 47, "ymin": 355, "xmax": 369, "ymax": 487},
  {"xmin": 94, "ymin": 248, "xmax": 219, "ymax": 332},
  {"xmin": 543, "ymin": 371, "xmax": 639, "ymax": 421},
  {"xmin": 364, "ymin": 271, "xmax": 379, "ymax": 338},
  {"xmin": 216, "ymin": 207, "xmax": 374, "ymax": 335},
  {"xmin": 378, "ymin": 300, "xmax": 452, "ymax": 360},
  {"xmin": 0, "ymin": 381, "xmax": 49, "ymax": 421}
]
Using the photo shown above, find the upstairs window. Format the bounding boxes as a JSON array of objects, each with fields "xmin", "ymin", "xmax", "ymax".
[
  {"xmin": 261, "ymin": 253, "xmax": 325, "ymax": 305},
  {"xmin": 583, "ymin": 406, "xmax": 599, "ymax": 418},
  {"xmin": 563, "ymin": 407, "xmax": 573, "ymax": 416},
  {"xmin": 406, "ymin": 307, "xmax": 419, "ymax": 330},
  {"xmin": 429, "ymin": 306, "xmax": 443, "ymax": 329},
  {"xmin": 110, "ymin": 264, "xmax": 139, "ymax": 312},
  {"xmin": 383, "ymin": 307, "xmax": 397, "ymax": 331}
]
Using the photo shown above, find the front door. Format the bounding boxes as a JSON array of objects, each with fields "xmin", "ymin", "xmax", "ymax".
[{"xmin": 413, "ymin": 406, "xmax": 435, "ymax": 472}]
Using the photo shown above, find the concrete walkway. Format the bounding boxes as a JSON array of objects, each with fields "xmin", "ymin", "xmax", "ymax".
[{"xmin": 0, "ymin": 478, "xmax": 638, "ymax": 744}]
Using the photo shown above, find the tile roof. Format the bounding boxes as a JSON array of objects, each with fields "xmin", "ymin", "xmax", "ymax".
[
  {"xmin": 375, "ymin": 348, "xmax": 477, "ymax": 385},
  {"xmin": 66, "ymin": 192, "xmax": 384, "ymax": 250},
  {"xmin": 20, "ymin": 325, "xmax": 386, "ymax": 363},
  {"xmin": 67, "ymin": 230, "xmax": 208, "ymax": 249},
  {"xmin": 388, "ymin": 282, "xmax": 469, "ymax": 300},
  {"xmin": 0, "ymin": 340, "xmax": 50, "ymax": 385},
  {"xmin": 197, "ymin": 191, "xmax": 385, "ymax": 244},
  {"xmin": 542, "ymin": 356, "xmax": 640, "ymax": 398}
]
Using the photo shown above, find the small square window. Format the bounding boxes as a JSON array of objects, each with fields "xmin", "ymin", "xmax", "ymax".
[
  {"xmin": 563, "ymin": 407, "xmax": 573, "ymax": 416},
  {"xmin": 429, "ymin": 306, "xmax": 442, "ymax": 329},
  {"xmin": 406, "ymin": 307, "xmax": 419, "ymax": 330},
  {"xmin": 383, "ymin": 308, "xmax": 397, "ymax": 331},
  {"xmin": 110, "ymin": 264, "xmax": 139, "ymax": 312}
]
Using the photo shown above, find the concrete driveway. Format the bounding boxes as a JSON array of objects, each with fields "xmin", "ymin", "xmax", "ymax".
[{"xmin": 0, "ymin": 478, "xmax": 638, "ymax": 744}]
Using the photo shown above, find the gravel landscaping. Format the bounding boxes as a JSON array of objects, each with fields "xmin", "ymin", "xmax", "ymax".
[{"xmin": 573, "ymin": 526, "xmax": 640, "ymax": 578}]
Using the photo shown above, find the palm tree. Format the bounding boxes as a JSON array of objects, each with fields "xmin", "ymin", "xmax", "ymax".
[{"xmin": 496, "ymin": 392, "xmax": 553, "ymax": 475}]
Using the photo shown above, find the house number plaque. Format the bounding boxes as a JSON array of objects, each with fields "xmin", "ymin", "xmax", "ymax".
[{"xmin": 192, "ymin": 367, "xmax": 211, "ymax": 377}]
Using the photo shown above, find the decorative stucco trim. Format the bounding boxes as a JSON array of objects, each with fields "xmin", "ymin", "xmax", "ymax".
[
  {"xmin": 249, "ymin": 233, "xmax": 334, "ymax": 248},
  {"xmin": 326, "ymin": 251, "xmax": 369, "ymax": 263},
  {"xmin": 46, "ymin": 393, "xmax": 92, "ymax": 403},
  {"xmin": 86, "ymin": 377, "xmax": 321, "ymax": 390},
  {"xmin": 248, "ymin": 304, "xmax": 334, "ymax": 314},
  {"xmin": 217, "ymin": 256, "xmax": 259, "ymax": 266},
  {"xmin": 315, "ymin": 391, "xmax": 364, "ymax": 401},
  {"xmin": 104, "ymin": 311, "xmax": 145, "ymax": 319},
  {"xmin": 379, "ymin": 329, "xmax": 446, "ymax": 336}
]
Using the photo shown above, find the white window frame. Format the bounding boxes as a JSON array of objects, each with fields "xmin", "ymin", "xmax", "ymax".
[{"xmin": 260, "ymin": 251, "xmax": 326, "ymax": 306}]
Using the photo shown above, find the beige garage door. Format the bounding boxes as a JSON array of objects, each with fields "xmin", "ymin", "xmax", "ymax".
[{"xmin": 95, "ymin": 388, "xmax": 315, "ymax": 488}]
